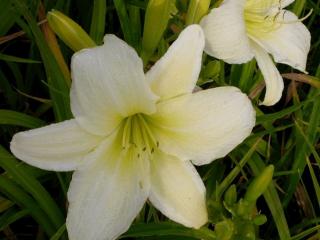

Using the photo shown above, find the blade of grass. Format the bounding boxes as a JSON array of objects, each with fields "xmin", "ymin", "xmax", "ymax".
[
  {"xmin": 128, "ymin": 5, "xmax": 141, "ymax": 52},
  {"xmin": 0, "ymin": 175, "xmax": 55, "ymax": 236},
  {"xmin": 294, "ymin": 119, "xmax": 320, "ymax": 165},
  {"xmin": 0, "ymin": 109, "xmax": 45, "ymax": 128},
  {"xmin": 0, "ymin": 71, "xmax": 19, "ymax": 107},
  {"xmin": 291, "ymin": 218, "xmax": 320, "ymax": 235},
  {"xmin": 0, "ymin": 145, "xmax": 65, "ymax": 231},
  {"xmin": 306, "ymin": 157, "xmax": 320, "ymax": 208},
  {"xmin": 246, "ymin": 124, "xmax": 294, "ymax": 145},
  {"xmin": 229, "ymin": 64, "xmax": 243, "ymax": 85},
  {"xmin": 0, "ymin": 197, "xmax": 13, "ymax": 213},
  {"xmin": 0, "ymin": 0, "xmax": 18, "ymax": 35},
  {"xmin": 113, "ymin": 0, "xmax": 135, "ymax": 47},
  {"xmin": 7, "ymin": 61, "xmax": 25, "ymax": 92},
  {"xmin": 49, "ymin": 223, "xmax": 67, "ymax": 240},
  {"xmin": 292, "ymin": 0, "xmax": 307, "ymax": 17},
  {"xmin": 283, "ymin": 90, "xmax": 320, "ymax": 207},
  {"xmin": 121, "ymin": 222, "xmax": 217, "ymax": 239},
  {"xmin": 90, "ymin": 0, "xmax": 107, "ymax": 44},
  {"xmin": 0, "ymin": 53, "xmax": 40, "ymax": 63},
  {"xmin": 238, "ymin": 59, "xmax": 257, "ymax": 93},
  {"xmin": 256, "ymin": 95, "xmax": 318, "ymax": 125},
  {"xmin": 126, "ymin": 0, "xmax": 147, "ymax": 9},
  {"xmin": 12, "ymin": 0, "xmax": 71, "ymax": 121},
  {"xmin": 0, "ymin": 208, "xmax": 29, "ymax": 231},
  {"xmin": 291, "ymin": 225, "xmax": 320, "ymax": 240}
]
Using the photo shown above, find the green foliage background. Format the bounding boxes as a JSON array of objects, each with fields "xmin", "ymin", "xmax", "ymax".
[{"xmin": 0, "ymin": 0, "xmax": 319, "ymax": 239}]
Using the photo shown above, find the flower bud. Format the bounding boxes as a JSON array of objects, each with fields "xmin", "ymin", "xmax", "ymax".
[
  {"xmin": 244, "ymin": 165, "xmax": 274, "ymax": 202},
  {"xmin": 215, "ymin": 220, "xmax": 234, "ymax": 240},
  {"xmin": 186, "ymin": 0, "xmax": 210, "ymax": 25},
  {"xmin": 234, "ymin": 221, "xmax": 255, "ymax": 240},
  {"xmin": 203, "ymin": 60, "xmax": 220, "ymax": 79},
  {"xmin": 224, "ymin": 184, "xmax": 237, "ymax": 206},
  {"xmin": 253, "ymin": 214, "xmax": 267, "ymax": 226},
  {"xmin": 236, "ymin": 199, "xmax": 252, "ymax": 219},
  {"xmin": 141, "ymin": 0, "xmax": 171, "ymax": 64},
  {"xmin": 47, "ymin": 10, "xmax": 96, "ymax": 52},
  {"xmin": 207, "ymin": 200, "xmax": 225, "ymax": 224},
  {"xmin": 198, "ymin": 60, "xmax": 220, "ymax": 86}
]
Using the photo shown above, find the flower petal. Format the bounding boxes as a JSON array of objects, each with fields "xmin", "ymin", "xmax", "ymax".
[
  {"xmin": 67, "ymin": 135, "xmax": 150, "ymax": 240},
  {"xmin": 281, "ymin": 0, "xmax": 295, "ymax": 7},
  {"xmin": 146, "ymin": 25, "xmax": 204, "ymax": 100},
  {"xmin": 149, "ymin": 151, "xmax": 207, "ymax": 228},
  {"xmin": 10, "ymin": 119, "xmax": 101, "ymax": 171},
  {"xmin": 200, "ymin": 0, "xmax": 254, "ymax": 64},
  {"xmin": 248, "ymin": 10, "xmax": 311, "ymax": 72},
  {"xmin": 251, "ymin": 42, "xmax": 284, "ymax": 106},
  {"xmin": 149, "ymin": 87, "xmax": 255, "ymax": 165},
  {"xmin": 245, "ymin": 0, "xmax": 294, "ymax": 13},
  {"xmin": 71, "ymin": 34, "xmax": 158, "ymax": 136}
]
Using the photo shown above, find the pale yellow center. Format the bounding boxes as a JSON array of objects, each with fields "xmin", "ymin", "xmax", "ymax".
[
  {"xmin": 121, "ymin": 114, "xmax": 158, "ymax": 156},
  {"xmin": 244, "ymin": 0, "xmax": 283, "ymax": 38}
]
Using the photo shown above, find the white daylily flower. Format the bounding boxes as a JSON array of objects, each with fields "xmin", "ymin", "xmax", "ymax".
[
  {"xmin": 10, "ymin": 25, "xmax": 255, "ymax": 240},
  {"xmin": 200, "ymin": 0, "xmax": 311, "ymax": 106}
]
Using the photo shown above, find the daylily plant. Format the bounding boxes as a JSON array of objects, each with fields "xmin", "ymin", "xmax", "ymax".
[
  {"xmin": 200, "ymin": 0, "xmax": 311, "ymax": 106},
  {"xmin": 10, "ymin": 25, "xmax": 255, "ymax": 240}
]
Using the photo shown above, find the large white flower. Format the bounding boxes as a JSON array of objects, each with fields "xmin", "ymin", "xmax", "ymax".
[
  {"xmin": 200, "ymin": 0, "xmax": 311, "ymax": 106},
  {"xmin": 10, "ymin": 25, "xmax": 255, "ymax": 240}
]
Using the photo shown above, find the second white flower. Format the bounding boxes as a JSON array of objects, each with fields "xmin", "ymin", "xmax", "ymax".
[{"xmin": 200, "ymin": 0, "xmax": 311, "ymax": 106}]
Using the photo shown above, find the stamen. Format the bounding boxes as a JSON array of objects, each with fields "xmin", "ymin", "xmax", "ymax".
[
  {"xmin": 139, "ymin": 121, "xmax": 153, "ymax": 153},
  {"xmin": 137, "ymin": 114, "xmax": 157, "ymax": 148},
  {"xmin": 120, "ymin": 114, "xmax": 159, "ymax": 155},
  {"xmin": 246, "ymin": 11, "xmax": 281, "ymax": 34},
  {"xmin": 131, "ymin": 116, "xmax": 144, "ymax": 150},
  {"xmin": 122, "ymin": 117, "xmax": 132, "ymax": 149},
  {"xmin": 276, "ymin": 9, "xmax": 313, "ymax": 24}
]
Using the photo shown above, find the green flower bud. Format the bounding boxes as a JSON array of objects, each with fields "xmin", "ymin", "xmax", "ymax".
[
  {"xmin": 253, "ymin": 214, "xmax": 267, "ymax": 226},
  {"xmin": 202, "ymin": 60, "xmax": 221, "ymax": 79},
  {"xmin": 141, "ymin": 0, "xmax": 171, "ymax": 64},
  {"xmin": 197, "ymin": 60, "xmax": 221, "ymax": 85},
  {"xmin": 186, "ymin": 0, "xmax": 211, "ymax": 25},
  {"xmin": 207, "ymin": 200, "xmax": 225, "ymax": 224},
  {"xmin": 236, "ymin": 199, "xmax": 253, "ymax": 219},
  {"xmin": 224, "ymin": 184, "xmax": 237, "ymax": 206},
  {"xmin": 47, "ymin": 10, "xmax": 96, "ymax": 52},
  {"xmin": 244, "ymin": 165, "xmax": 274, "ymax": 203},
  {"xmin": 233, "ymin": 220, "xmax": 256, "ymax": 240},
  {"xmin": 215, "ymin": 220, "xmax": 234, "ymax": 240}
]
